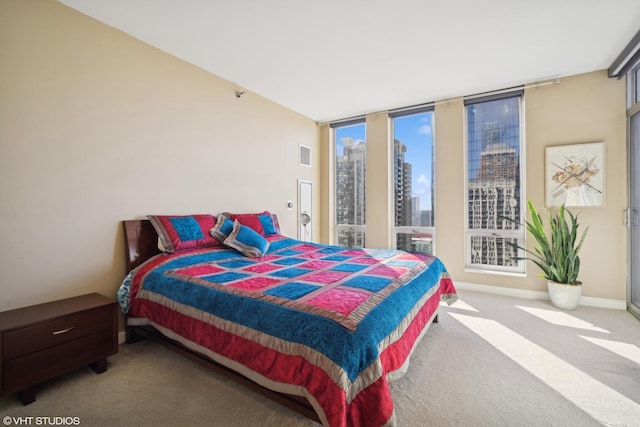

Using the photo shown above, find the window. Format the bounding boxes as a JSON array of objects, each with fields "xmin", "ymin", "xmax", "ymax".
[
  {"xmin": 635, "ymin": 66, "xmax": 640, "ymax": 105},
  {"xmin": 390, "ymin": 107, "xmax": 435, "ymax": 254},
  {"xmin": 333, "ymin": 120, "xmax": 366, "ymax": 247},
  {"xmin": 464, "ymin": 92, "xmax": 525, "ymax": 273},
  {"xmin": 628, "ymin": 65, "xmax": 640, "ymax": 107}
]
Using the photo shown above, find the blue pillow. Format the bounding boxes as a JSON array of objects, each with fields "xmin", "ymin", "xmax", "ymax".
[
  {"xmin": 210, "ymin": 214, "xmax": 235, "ymax": 243},
  {"xmin": 258, "ymin": 214, "xmax": 278, "ymax": 236},
  {"xmin": 224, "ymin": 220, "xmax": 270, "ymax": 257}
]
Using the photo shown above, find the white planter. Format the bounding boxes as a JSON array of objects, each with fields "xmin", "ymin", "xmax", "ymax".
[{"xmin": 547, "ymin": 280, "xmax": 582, "ymax": 310}]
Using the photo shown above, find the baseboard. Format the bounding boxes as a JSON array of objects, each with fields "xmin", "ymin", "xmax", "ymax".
[
  {"xmin": 454, "ymin": 281, "xmax": 627, "ymax": 310},
  {"xmin": 578, "ymin": 295, "xmax": 627, "ymax": 310}
]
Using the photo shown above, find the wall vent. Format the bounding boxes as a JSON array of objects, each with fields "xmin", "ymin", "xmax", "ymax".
[{"xmin": 299, "ymin": 145, "xmax": 311, "ymax": 167}]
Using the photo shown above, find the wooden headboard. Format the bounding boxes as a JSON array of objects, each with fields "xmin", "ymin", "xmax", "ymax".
[{"xmin": 123, "ymin": 219, "xmax": 161, "ymax": 272}]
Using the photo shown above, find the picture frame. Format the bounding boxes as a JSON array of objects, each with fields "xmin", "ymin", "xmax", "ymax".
[{"xmin": 545, "ymin": 141, "xmax": 604, "ymax": 207}]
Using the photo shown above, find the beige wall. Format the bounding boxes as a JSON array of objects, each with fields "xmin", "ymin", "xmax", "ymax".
[
  {"xmin": 0, "ymin": 0, "xmax": 319, "ymax": 311},
  {"xmin": 322, "ymin": 71, "xmax": 628, "ymax": 302},
  {"xmin": 1, "ymin": 1, "xmax": 628, "ymax": 312},
  {"xmin": 437, "ymin": 71, "xmax": 627, "ymax": 301},
  {"xmin": 364, "ymin": 113, "xmax": 392, "ymax": 249}
]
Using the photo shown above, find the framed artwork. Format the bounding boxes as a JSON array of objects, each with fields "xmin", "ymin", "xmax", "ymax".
[{"xmin": 545, "ymin": 142, "xmax": 604, "ymax": 207}]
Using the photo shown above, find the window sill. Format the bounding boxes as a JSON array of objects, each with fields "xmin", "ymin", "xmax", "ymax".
[{"xmin": 464, "ymin": 267, "xmax": 527, "ymax": 278}]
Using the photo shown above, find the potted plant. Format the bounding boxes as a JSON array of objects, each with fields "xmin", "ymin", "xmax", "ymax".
[{"xmin": 507, "ymin": 200, "xmax": 589, "ymax": 310}]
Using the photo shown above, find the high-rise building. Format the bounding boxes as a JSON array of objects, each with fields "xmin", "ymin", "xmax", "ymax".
[
  {"xmin": 420, "ymin": 210, "xmax": 433, "ymax": 227},
  {"xmin": 468, "ymin": 136, "xmax": 519, "ymax": 266},
  {"xmin": 411, "ymin": 196, "xmax": 421, "ymax": 226},
  {"xmin": 394, "ymin": 139, "xmax": 414, "ymax": 250},
  {"xmin": 336, "ymin": 137, "xmax": 366, "ymax": 247},
  {"xmin": 337, "ymin": 136, "xmax": 431, "ymax": 251}
]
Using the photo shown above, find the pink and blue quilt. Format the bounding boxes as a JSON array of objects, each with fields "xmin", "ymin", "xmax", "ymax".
[{"xmin": 124, "ymin": 235, "xmax": 457, "ymax": 426}]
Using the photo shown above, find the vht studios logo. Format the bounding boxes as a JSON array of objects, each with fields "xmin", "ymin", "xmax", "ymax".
[{"xmin": 3, "ymin": 417, "xmax": 80, "ymax": 426}]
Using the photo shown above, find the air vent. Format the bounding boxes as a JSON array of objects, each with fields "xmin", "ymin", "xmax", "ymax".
[{"xmin": 299, "ymin": 145, "xmax": 311, "ymax": 167}]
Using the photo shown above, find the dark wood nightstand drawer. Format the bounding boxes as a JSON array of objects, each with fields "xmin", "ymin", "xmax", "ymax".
[
  {"xmin": 3, "ymin": 329, "xmax": 114, "ymax": 391},
  {"xmin": 3, "ymin": 305, "xmax": 113, "ymax": 361},
  {"xmin": 0, "ymin": 293, "xmax": 118, "ymax": 404}
]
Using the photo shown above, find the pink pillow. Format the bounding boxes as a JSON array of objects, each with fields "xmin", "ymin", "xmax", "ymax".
[
  {"xmin": 224, "ymin": 211, "xmax": 280, "ymax": 236},
  {"xmin": 148, "ymin": 214, "xmax": 220, "ymax": 253}
]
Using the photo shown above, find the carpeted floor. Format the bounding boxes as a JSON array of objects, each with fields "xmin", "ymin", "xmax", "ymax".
[{"xmin": 1, "ymin": 289, "xmax": 639, "ymax": 426}]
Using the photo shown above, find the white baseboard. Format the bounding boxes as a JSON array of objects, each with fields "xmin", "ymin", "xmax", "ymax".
[
  {"xmin": 578, "ymin": 295, "xmax": 627, "ymax": 310},
  {"xmin": 454, "ymin": 281, "xmax": 627, "ymax": 310}
]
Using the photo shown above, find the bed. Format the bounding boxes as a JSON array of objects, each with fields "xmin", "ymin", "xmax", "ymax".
[{"xmin": 118, "ymin": 213, "xmax": 457, "ymax": 427}]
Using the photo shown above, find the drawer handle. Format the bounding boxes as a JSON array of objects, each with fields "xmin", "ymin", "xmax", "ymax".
[{"xmin": 52, "ymin": 326, "xmax": 75, "ymax": 335}]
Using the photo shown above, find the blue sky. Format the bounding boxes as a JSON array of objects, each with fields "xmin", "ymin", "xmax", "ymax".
[
  {"xmin": 335, "ymin": 112, "xmax": 434, "ymax": 210},
  {"xmin": 393, "ymin": 112, "xmax": 434, "ymax": 210},
  {"xmin": 335, "ymin": 123, "xmax": 365, "ymax": 156}
]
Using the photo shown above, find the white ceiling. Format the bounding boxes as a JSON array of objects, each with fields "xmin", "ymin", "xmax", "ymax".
[{"xmin": 59, "ymin": 0, "xmax": 640, "ymax": 123}]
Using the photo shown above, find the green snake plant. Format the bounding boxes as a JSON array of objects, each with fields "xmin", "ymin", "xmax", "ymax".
[{"xmin": 506, "ymin": 200, "xmax": 589, "ymax": 285}]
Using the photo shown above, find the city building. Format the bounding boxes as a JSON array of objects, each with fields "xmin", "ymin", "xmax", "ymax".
[
  {"xmin": 468, "ymin": 127, "xmax": 520, "ymax": 267},
  {"xmin": 336, "ymin": 137, "xmax": 366, "ymax": 247}
]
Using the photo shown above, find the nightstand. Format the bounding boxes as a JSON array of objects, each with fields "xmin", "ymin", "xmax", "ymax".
[{"xmin": 0, "ymin": 293, "xmax": 118, "ymax": 404}]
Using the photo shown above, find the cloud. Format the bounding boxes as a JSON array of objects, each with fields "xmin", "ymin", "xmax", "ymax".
[
  {"xmin": 414, "ymin": 174, "xmax": 432, "ymax": 209},
  {"xmin": 414, "ymin": 174, "xmax": 431, "ymax": 196},
  {"xmin": 418, "ymin": 124, "xmax": 432, "ymax": 135}
]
